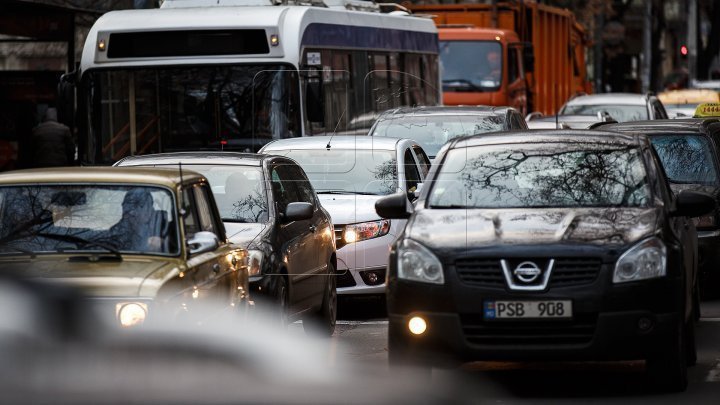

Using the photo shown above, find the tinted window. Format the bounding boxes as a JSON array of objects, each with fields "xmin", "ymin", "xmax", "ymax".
[
  {"xmin": 428, "ymin": 143, "xmax": 650, "ymax": 208},
  {"xmin": 650, "ymin": 135, "xmax": 719, "ymax": 184},
  {"xmin": 404, "ymin": 149, "xmax": 421, "ymax": 192},
  {"xmin": 0, "ymin": 185, "xmax": 178, "ymax": 255},
  {"xmin": 413, "ymin": 145, "xmax": 431, "ymax": 176},
  {"xmin": 272, "ymin": 149, "xmax": 397, "ymax": 196},
  {"xmin": 270, "ymin": 164, "xmax": 301, "ymax": 214},
  {"xmin": 371, "ymin": 114, "xmax": 504, "ymax": 157},
  {"xmin": 561, "ymin": 104, "xmax": 649, "ymax": 122},
  {"xmin": 174, "ymin": 165, "xmax": 268, "ymax": 223}
]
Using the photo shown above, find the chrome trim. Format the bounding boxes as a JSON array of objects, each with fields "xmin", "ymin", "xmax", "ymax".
[{"xmin": 501, "ymin": 259, "xmax": 555, "ymax": 291}]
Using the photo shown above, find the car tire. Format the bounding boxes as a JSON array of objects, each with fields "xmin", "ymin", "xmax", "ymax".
[
  {"xmin": 646, "ymin": 320, "xmax": 688, "ymax": 392},
  {"xmin": 304, "ymin": 261, "xmax": 337, "ymax": 337}
]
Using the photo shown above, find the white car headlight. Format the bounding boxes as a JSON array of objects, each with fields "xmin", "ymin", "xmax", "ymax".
[
  {"xmin": 247, "ymin": 250, "xmax": 263, "ymax": 277},
  {"xmin": 613, "ymin": 237, "xmax": 667, "ymax": 283},
  {"xmin": 116, "ymin": 302, "xmax": 148, "ymax": 328},
  {"xmin": 343, "ymin": 219, "xmax": 391, "ymax": 244},
  {"xmin": 398, "ymin": 239, "xmax": 444, "ymax": 284}
]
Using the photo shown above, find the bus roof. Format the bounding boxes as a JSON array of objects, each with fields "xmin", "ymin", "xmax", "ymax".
[{"xmin": 80, "ymin": 5, "xmax": 437, "ymax": 74}]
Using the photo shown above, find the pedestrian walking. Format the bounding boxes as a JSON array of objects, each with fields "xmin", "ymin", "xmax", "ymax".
[{"xmin": 30, "ymin": 107, "xmax": 75, "ymax": 167}]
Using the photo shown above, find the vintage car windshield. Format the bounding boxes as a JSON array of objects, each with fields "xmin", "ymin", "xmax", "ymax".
[
  {"xmin": 371, "ymin": 114, "xmax": 504, "ymax": 157},
  {"xmin": 171, "ymin": 165, "xmax": 268, "ymax": 223},
  {"xmin": 561, "ymin": 104, "xmax": 648, "ymax": 122},
  {"xmin": 0, "ymin": 185, "xmax": 179, "ymax": 256},
  {"xmin": 272, "ymin": 149, "xmax": 397, "ymax": 195},
  {"xmin": 650, "ymin": 135, "xmax": 720, "ymax": 184},
  {"xmin": 428, "ymin": 143, "xmax": 650, "ymax": 209}
]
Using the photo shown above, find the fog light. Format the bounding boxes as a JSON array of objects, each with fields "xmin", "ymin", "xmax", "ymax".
[
  {"xmin": 408, "ymin": 316, "xmax": 427, "ymax": 335},
  {"xmin": 638, "ymin": 317, "xmax": 653, "ymax": 332},
  {"xmin": 367, "ymin": 272, "xmax": 378, "ymax": 284}
]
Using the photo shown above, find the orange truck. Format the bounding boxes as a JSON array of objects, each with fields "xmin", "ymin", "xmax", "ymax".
[{"xmin": 406, "ymin": 1, "xmax": 590, "ymax": 115}]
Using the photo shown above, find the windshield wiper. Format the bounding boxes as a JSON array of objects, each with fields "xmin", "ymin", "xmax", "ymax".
[
  {"xmin": 317, "ymin": 190, "xmax": 381, "ymax": 196},
  {"xmin": 428, "ymin": 204, "xmax": 470, "ymax": 209},
  {"xmin": 222, "ymin": 218, "xmax": 254, "ymax": 223},
  {"xmin": 0, "ymin": 245, "xmax": 37, "ymax": 259},
  {"xmin": 35, "ymin": 233, "xmax": 123, "ymax": 258},
  {"xmin": 442, "ymin": 79, "xmax": 482, "ymax": 91}
]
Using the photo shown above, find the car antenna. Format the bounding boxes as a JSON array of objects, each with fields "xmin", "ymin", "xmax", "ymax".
[{"xmin": 326, "ymin": 109, "xmax": 346, "ymax": 150}]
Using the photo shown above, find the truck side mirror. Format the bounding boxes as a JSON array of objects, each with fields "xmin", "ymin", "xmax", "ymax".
[
  {"xmin": 305, "ymin": 77, "xmax": 324, "ymax": 124},
  {"xmin": 523, "ymin": 44, "xmax": 535, "ymax": 73}
]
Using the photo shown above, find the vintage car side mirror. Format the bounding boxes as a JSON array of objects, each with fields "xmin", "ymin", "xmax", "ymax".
[
  {"xmin": 376, "ymin": 192, "xmax": 413, "ymax": 219},
  {"xmin": 283, "ymin": 202, "xmax": 314, "ymax": 223},
  {"xmin": 187, "ymin": 231, "xmax": 220, "ymax": 255},
  {"xmin": 672, "ymin": 191, "xmax": 716, "ymax": 218}
]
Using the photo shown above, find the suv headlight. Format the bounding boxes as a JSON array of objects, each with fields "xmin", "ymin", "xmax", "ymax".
[
  {"xmin": 397, "ymin": 239, "xmax": 444, "ymax": 284},
  {"xmin": 613, "ymin": 237, "xmax": 667, "ymax": 283},
  {"xmin": 247, "ymin": 250, "xmax": 263, "ymax": 277},
  {"xmin": 343, "ymin": 219, "xmax": 391, "ymax": 244}
]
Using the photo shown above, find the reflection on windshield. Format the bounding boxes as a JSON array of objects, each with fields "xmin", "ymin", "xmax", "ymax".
[
  {"xmin": 651, "ymin": 135, "xmax": 719, "ymax": 184},
  {"xmin": 0, "ymin": 185, "xmax": 178, "ymax": 255},
  {"xmin": 371, "ymin": 114, "xmax": 504, "ymax": 157},
  {"xmin": 85, "ymin": 65, "xmax": 300, "ymax": 163},
  {"xmin": 176, "ymin": 165, "xmax": 268, "ymax": 222},
  {"xmin": 440, "ymin": 41, "xmax": 502, "ymax": 91},
  {"xmin": 560, "ymin": 104, "xmax": 648, "ymax": 122},
  {"xmin": 428, "ymin": 144, "xmax": 650, "ymax": 208},
  {"xmin": 274, "ymin": 149, "xmax": 397, "ymax": 195}
]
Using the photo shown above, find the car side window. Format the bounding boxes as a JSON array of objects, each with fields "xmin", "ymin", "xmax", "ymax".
[
  {"xmin": 508, "ymin": 47, "xmax": 519, "ymax": 83},
  {"xmin": 182, "ymin": 187, "xmax": 201, "ymax": 237},
  {"xmin": 412, "ymin": 145, "xmax": 431, "ymax": 177},
  {"xmin": 291, "ymin": 165, "xmax": 317, "ymax": 206},
  {"xmin": 652, "ymin": 101, "xmax": 667, "ymax": 119},
  {"xmin": 646, "ymin": 146, "xmax": 673, "ymax": 205},
  {"xmin": 512, "ymin": 112, "xmax": 528, "ymax": 129},
  {"xmin": 270, "ymin": 163, "xmax": 301, "ymax": 215},
  {"xmin": 193, "ymin": 185, "xmax": 221, "ymax": 238},
  {"xmin": 403, "ymin": 148, "xmax": 422, "ymax": 193}
]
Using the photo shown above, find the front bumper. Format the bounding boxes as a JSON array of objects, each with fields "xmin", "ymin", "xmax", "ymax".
[
  {"xmin": 335, "ymin": 233, "xmax": 395, "ymax": 295},
  {"xmin": 388, "ymin": 270, "xmax": 684, "ymax": 365}
]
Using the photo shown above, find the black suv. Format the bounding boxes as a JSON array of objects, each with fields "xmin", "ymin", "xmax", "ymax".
[
  {"xmin": 376, "ymin": 130, "xmax": 715, "ymax": 392},
  {"xmin": 598, "ymin": 118, "xmax": 720, "ymax": 298}
]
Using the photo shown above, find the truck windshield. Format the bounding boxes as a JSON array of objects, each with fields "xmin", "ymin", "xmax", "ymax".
[
  {"xmin": 440, "ymin": 41, "xmax": 502, "ymax": 92},
  {"xmin": 82, "ymin": 65, "xmax": 300, "ymax": 163}
]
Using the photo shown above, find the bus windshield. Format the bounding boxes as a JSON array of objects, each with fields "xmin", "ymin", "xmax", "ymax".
[
  {"xmin": 83, "ymin": 65, "xmax": 300, "ymax": 163},
  {"xmin": 440, "ymin": 41, "xmax": 502, "ymax": 92}
]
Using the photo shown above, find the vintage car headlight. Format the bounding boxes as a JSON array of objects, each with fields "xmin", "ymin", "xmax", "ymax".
[
  {"xmin": 613, "ymin": 237, "xmax": 667, "ymax": 283},
  {"xmin": 397, "ymin": 239, "xmax": 444, "ymax": 284},
  {"xmin": 247, "ymin": 250, "xmax": 263, "ymax": 277},
  {"xmin": 116, "ymin": 302, "xmax": 148, "ymax": 327},
  {"xmin": 343, "ymin": 220, "xmax": 391, "ymax": 244}
]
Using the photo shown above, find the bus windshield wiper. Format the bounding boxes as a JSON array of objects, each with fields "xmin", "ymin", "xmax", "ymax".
[{"xmin": 35, "ymin": 232, "xmax": 123, "ymax": 258}]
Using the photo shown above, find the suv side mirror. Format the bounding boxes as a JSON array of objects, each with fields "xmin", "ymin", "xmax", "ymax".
[
  {"xmin": 283, "ymin": 202, "xmax": 314, "ymax": 223},
  {"xmin": 376, "ymin": 192, "xmax": 413, "ymax": 219},
  {"xmin": 187, "ymin": 231, "xmax": 220, "ymax": 255},
  {"xmin": 672, "ymin": 191, "xmax": 716, "ymax": 218}
]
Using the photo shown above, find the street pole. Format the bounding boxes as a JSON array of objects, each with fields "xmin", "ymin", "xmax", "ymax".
[
  {"xmin": 641, "ymin": 0, "xmax": 652, "ymax": 93},
  {"xmin": 688, "ymin": 0, "xmax": 698, "ymax": 84}
]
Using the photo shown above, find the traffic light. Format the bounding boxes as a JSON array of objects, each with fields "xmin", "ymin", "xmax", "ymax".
[{"xmin": 680, "ymin": 45, "xmax": 688, "ymax": 58}]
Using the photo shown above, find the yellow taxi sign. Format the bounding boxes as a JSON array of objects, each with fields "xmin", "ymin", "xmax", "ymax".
[{"xmin": 694, "ymin": 103, "xmax": 720, "ymax": 118}]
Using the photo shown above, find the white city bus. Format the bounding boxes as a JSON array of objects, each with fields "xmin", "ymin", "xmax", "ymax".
[{"xmin": 68, "ymin": 0, "xmax": 440, "ymax": 164}]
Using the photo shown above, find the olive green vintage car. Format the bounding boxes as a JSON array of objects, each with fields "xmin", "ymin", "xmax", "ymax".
[{"xmin": 0, "ymin": 167, "xmax": 250, "ymax": 327}]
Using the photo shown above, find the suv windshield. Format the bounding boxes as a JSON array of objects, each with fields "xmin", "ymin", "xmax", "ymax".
[
  {"xmin": 0, "ymin": 185, "xmax": 178, "ymax": 256},
  {"xmin": 428, "ymin": 143, "xmax": 650, "ymax": 208},
  {"xmin": 272, "ymin": 149, "xmax": 397, "ymax": 195},
  {"xmin": 371, "ymin": 114, "xmax": 504, "ymax": 157},
  {"xmin": 650, "ymin": 135, "xmax": 720, "ymax": 184},
  {"xmin": 561, "ymin": 104, "xmax": 648, "ymax": 122}
]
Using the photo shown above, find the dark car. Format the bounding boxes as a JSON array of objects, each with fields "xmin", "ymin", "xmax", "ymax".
[
  {"xmin": 375, "ymin": 131, "xmax": 715, "ymax": 392},
  {"xmin": 368, "ymin": 106, "xmax": 527, "ymax": 159},
  {"xmin": 115, "ymin": 152, "xmax": 337, "ymax": 336},
  {"xmin": 597, "ymin": 118, "xmax": 720, "ymax": 298}
]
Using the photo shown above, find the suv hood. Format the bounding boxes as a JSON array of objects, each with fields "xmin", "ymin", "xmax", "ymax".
[
  {"xmin": 407, "ymin": 207, "xmax": 659, "ymax": 250},
  {"xmin": 318, "ymin": 194, "xmax": 385, "ymax": 225},
  {"xmin": 0, "ymin": 256, "xmax": 170, "ymax": 297}
]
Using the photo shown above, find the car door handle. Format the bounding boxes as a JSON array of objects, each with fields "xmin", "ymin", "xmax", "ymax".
[
  {"xmin": 212, "ymin": 264, "xmax": 220, "ymax": 273},
  {"xmin": 309, "ymin": 224, "xmax": 317, "ymax": 233}
]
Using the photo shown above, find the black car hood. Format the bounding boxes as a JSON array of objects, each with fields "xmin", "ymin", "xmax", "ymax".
[{"xmin": 406, "ymin": 207, "xmax": 659, "ymax": 250}]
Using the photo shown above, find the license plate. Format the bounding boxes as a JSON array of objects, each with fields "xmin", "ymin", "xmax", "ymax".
[{"xmin": 484, "ymin": 300, "xmax": 572, "ymax": 320}]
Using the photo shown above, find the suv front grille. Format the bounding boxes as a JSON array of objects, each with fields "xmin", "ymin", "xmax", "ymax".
[
  {"xmin": 460, "ymin": 314, "xmax": 597, "ymax": 346},
  {"xmin": 455, "ymin": 257, "xmax": 602, "ymax": 288}
]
